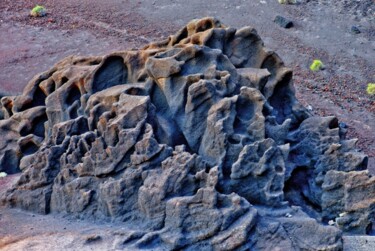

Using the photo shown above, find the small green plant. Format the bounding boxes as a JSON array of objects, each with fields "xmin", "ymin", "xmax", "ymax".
[
  {"xmin": 30, "ymin": 5, "xmax": 46, "ymax": 17},
  {"xmin": 310, "ymin": 59, "xmax": 324, "ymax": 71},
  {"xmin": 0, "ymin": 172, "xmax": 7, "ymax": 178},
  {"xmin": 367, "ymin": 83, "xmax": 375, "ymax": 95}
]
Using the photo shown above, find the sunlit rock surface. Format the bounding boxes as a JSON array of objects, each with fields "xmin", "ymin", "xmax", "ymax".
[{"xmin": 1, "ymin": 18, "xmax": 373, "ymax": 250}]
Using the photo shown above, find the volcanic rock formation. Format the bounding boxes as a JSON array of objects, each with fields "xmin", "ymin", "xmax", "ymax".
[{"xmin": 1, "ymin": 18, "xmax": 374, "ymax": 250}]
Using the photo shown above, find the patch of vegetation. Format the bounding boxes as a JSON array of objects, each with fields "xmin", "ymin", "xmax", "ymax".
[
  {"xmin": 30, "ymin": 5, "xmax": 46, "ymax": 17},
  {"xmin": 367, "ymin": 83, "xmax": 375, "ymax": 95},
  {"xmin": 310, "ymin": 59, "xmax": 324, "ymax": 71}
]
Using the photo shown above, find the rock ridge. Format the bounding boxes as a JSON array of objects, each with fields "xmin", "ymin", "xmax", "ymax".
[{"xmin": 0, "ymin": 17, "xmax": 373, "ymax": 250}]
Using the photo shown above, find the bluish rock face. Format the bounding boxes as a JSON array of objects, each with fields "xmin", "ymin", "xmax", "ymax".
[{"xmin": 0, "ymin": 18, "xmax": 372, "ymax": 250}]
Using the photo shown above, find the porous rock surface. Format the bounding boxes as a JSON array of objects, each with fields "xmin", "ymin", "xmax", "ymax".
[{"xmin": 0, "ymin": 18, "xmax": 373, "ymax": 250}]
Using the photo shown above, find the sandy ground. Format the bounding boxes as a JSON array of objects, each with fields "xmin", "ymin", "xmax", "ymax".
[{"xmin": 0, "ymin": 0, "xmax": 374, "ymax": 250}]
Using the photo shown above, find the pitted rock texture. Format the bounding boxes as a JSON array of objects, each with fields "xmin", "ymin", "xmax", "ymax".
[{"xmin": 0, "ymin": 18, "xmax": 373, "ymax": 250}]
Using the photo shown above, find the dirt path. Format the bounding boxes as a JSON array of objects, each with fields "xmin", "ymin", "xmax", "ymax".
[{"xmin": 0, "ymin": 198, "xmax": 135, "ymax": 251}]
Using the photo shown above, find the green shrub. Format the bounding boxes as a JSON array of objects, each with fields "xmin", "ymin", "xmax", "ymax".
[
  {"xmin": 30, "ymin": 5, "xmax": 46, "ymax": 17},
  {"xmin": 367, "ymin": 83, "xmax": 375, "ymax": 95},
  {"xmin": 310, "ymin": 59, "xmax": 324, "ymax": 71}
]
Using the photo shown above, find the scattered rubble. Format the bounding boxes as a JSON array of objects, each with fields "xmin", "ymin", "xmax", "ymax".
[{"xmin": 274, "ymin": 15, "xmax": 294, "ymax": 28}]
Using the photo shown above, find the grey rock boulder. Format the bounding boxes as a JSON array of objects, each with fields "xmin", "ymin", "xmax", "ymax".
[{"xmin": 0, "ymin": 17, "xmax": 373, "ymax": 250}]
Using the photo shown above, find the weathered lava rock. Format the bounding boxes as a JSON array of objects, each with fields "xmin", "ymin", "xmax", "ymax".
[{"xmin": 1, "ymin": 18, "xmax": 373, "ymax": 250}]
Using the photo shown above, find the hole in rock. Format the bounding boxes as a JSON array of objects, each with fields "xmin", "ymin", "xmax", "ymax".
[
  {"xmin": 0, "ymin": 150, "xmax": 20, "ymax": 174},
  {"xmin": 19, "ymin": 125, "xmax": 29, "ymax": 137},
  {"xmin": 31, "ymin": 86, "xmax": 47, "ymax": 107},
  {"xmin": 21, "ymin": 86, "xmax": 47, "ymax": 111},
  {"xmin": 92, "ymin": 56, "xmax": 128, "ymax": 93},
  {"xmin": 236, "ymin": 96, "xmax": 255, "ymax": 122},
  {"xmin": 262, "ymin": 105, "xmax": 271, "ymax": 117},
  {"xmin": 268, "ymin": 71, "xmax": 293, "ymax": 124},
  {"xmin": 20, "ymin": 141, "xmax": 39, "ymax": 156},
  {"xmin": 47, "ymin": 80, "xmax": 56, "ymax": 94},
  {"xmin": 233, "ymin": 117, "xmax": 246, "ymax": 134},
  {"xmin": 328, "ymin": 117, "xmax": 339, "ymax": 129},
  {"xmin": 150, "ymin": 83, "xmax": 190, "ymax": 149},
  {"xmin": 32, "ymin": 113, "xmax": 48, "ymax": 138},
  {"xmin": 366, "ymin": 222, "xmax": 374, "ymax": 235},
  {"xmin": 228, "ymin": 135, "xmax": 241, "ymax": 144},
  {"xmin": 196, "ymin": 20, "xmax": 213, "ymax": 32},
  {"xmin": 125, "ymin": 87, "xmax": 147, "ymax": 96},
  {"xmin": 61, "ymin": 77, "xmax": 69, "ymax": 85},
  {"xmin": 108, "ymin": 127, "xmax": 119, "ymax": 147},
  {"xmin": 69, "ymin": 104, "xmax": 79, "ymax": 119},
  {"xmin": 66, "ymin": 84, "xmax": 81, "ymax": 106},
  {"xmin": 284, "ymin": 166, "xmax": 322, "ymax": 213},
  {"xmin": 275, "ymin": 165, "xmax": 283, "ymax": 173},
  {"xmin": 175, "ymin": 27, "xmax": 188, "ymax": 44},
  {"xmin": 356, "ymin": 156, "xmax": 368, "ymax": 171},
  {"xmin": 261, "ymin": 53, "xmax": 279, "ymax": 78},
  {"xmin": 19, "ymin": 113, "xmax": 47, "ymax": 138},
  {"xmin": 3, "ymin": 102, "xmax": 13, "ymax": 117}
]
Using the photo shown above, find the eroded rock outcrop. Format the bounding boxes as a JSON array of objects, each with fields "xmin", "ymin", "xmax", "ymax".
[{"xmin": 1, "ymin": 18, "xmax": 373, "ymax": 250}]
